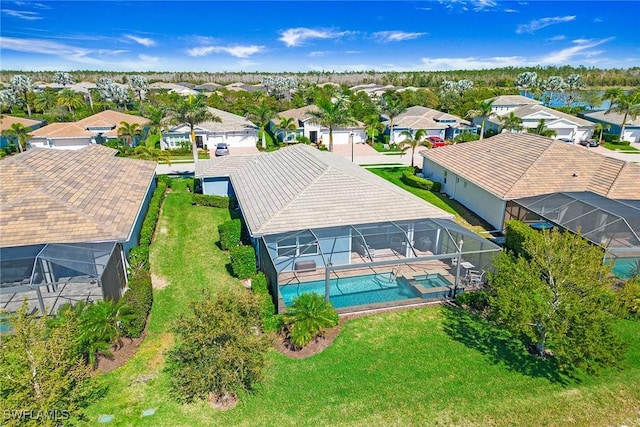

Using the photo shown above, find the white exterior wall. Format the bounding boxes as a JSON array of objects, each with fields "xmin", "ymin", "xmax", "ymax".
[
  {"xmin": 623, "ymin": 127, "xmax": 640, "ymax": 143},
  {"xmin": 29, "ymin": 137, "xmax": 92, "ymax": 150},
  {"xmin": 206, "ymin": 131, "xmax": 257, "ymax": 148},
  {"xmin": 393, "ymin": 128, "xmax": 444, "ymax": 144},
  {"xmin": 318, "ymin": 129, "xmax": 367, "ymax": 146},
  {"xmin": 422, "ymin": 157, "xmax": 506, "ymax": 230}
]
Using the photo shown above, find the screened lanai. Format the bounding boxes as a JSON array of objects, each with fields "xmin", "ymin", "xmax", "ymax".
[
  {"xmin": 0, "ymin": 242, "xmax": 126, "ymax": 315},
  {"xmin": 507, "ymin": 192, "xmax": 640, "ymax": 279},
  {"xmin": 256, "ymin": 218, "xmax": 502, "ymax": 313}
]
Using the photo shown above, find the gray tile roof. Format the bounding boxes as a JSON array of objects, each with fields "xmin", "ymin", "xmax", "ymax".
[
  {"xmin": 488, "ymin": 95, "xmax": 542, "ymax": 106},
  {"xmin": 583, "ymin": 110, "xmax": 640, "ymax": 127},
  {"xmin": 0, "ymin": 145, "xmax": 157, "ymax": 247},
  {"xmin": 421, "ymin": 133, "xmax": 640, "ymax": 201},
  {"xmin": 195, "ymin": 154, "xmax": 259, "ymax": 177},
  {"xmin": 198, "ymin": 144, "xmax": 453, "ymax": 236}
]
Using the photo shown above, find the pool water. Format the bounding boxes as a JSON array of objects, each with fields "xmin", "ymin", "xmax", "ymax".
[
  {"xmin": 611, "ymin": 258, "xmax": 639, "ymax": 279},
  {"xmin": 413, "ymin": 273, "xmax": 452, "ymax": 288},
  {"xmin": 280, "ymin": 272, "xmax": 420, "ymax": 309}
]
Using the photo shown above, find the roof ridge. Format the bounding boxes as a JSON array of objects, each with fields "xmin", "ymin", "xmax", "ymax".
[
  {"xmin": 502, "ymin": 135, "xmax": 553, "ymax": 198},
  {"xmin": 603, "ymin": 161, "xmax": 632, "ymax": 198}
]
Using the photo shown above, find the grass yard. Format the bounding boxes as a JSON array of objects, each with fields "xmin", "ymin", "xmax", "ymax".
[
  {"xmin": 367, "ymin": 167, "xmax": 493, "ymax": 234},
  {"xmin": 84, "ymin": 180, "xmax": 640, "ymax": 426},
  {"xmin": 603, "ymin": 143, "xmax": 640, "ymax": 152}
]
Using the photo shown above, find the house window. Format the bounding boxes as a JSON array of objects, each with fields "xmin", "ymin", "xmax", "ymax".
[
  {"xmin": 277, "ymin": 235, "xmax": 319, "ymax": 257},
  {"xmin": 443, "ymin": 170, "xmax": 447, "ymax": 184}
]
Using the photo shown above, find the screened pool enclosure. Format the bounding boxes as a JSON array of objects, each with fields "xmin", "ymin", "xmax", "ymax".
[
  {"xmin": 255, "ymin": 218, "xmax": 502, "ymax": 313},
  {"xmin": 0, "ymin": 242, "xmax": 126, "ymax": 315},
  {"xmin": 507, "ymin": 192, "xmax": 640, "ymax": 279}
]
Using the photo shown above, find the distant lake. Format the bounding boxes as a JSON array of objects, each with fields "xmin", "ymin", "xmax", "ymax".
[{"xmin": 520, "ymin": 90, "xmax": 611, "ymax": 111}]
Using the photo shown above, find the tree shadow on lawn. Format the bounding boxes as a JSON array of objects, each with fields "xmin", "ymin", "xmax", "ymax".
[{"xmin": 441, "ymin": 305, "xmax": 571, "ymax": 385}]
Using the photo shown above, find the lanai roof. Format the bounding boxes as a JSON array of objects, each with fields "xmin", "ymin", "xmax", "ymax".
[
  {"xmin": 197, "ymin": 144, "xmax": 453, "ymax": 236},
  {"xmin": 0, "ymin": 145, "xmax": 157, "ymax": 247},
  {"xmin": 421, "ymin": 133, "xmax": 640, "ymax": 201}
]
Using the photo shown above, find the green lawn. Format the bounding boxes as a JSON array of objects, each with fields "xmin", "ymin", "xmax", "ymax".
[
  {"xmin": 603, "ymin": 143, "xmax": 640, "ymax": 152},
  {"xmin": 84, "ymin": 181, "xmax": 640, "ymax": 426}
]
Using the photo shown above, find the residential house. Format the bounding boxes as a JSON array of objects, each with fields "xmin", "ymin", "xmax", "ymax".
[
  {"xmin": 582, "ymin": 110, "xmax": 640, "ymax": 143},
  {"xmin": 161, "ymin": 107, "xmax": 258, "ymax": 150},
  {"xmin": 390, "ymin": 106, "xmax": 478, "ymax": 143},
  {"xmin": 29, "ymin": 110, "xmax": 149, "ymax": 150},
  {"xmin": 483, "ymin": 95, "xmax": 595, "ymax": 142},
  {"xmin": 0, "ymin": 115, "xmax": 44, "ymax": 149},
  {"xmin": 196, "ymin": 144, "xmax": 501, "ymax": 314},
  {"xmin": 0, "ymin": 145, "xmax": 157, "ymax": 315},
  {"xmin": 271, "ymin": 105, "xmax": 367, "ymax": 145}
]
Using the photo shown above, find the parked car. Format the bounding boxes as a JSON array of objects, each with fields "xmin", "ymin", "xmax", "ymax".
[
  {"xmin": 558, "ymin": 138, "xmax": 574, "ymax": 144},
  {"xmin": 215, "ymin": 142, "xmax": 229, "ymax": 156},
  {"xmin": 427, "ymin": 136, "xmax": 446, "ymax": 147},
  {"xmin": 579, "ymin": 139, "xmax": 599, "ymax": 147}
]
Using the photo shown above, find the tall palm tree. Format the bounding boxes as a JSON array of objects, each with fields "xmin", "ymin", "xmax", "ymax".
[
  {"xmin": 380, "ymin": 95, "xmax": 406, "ymax": 145},
  {"xmin": 34, "ymin": 88, "xmax": 58, "ymax": 113},
  {"xmin": 1, "ymin": 122, "xmax": 32, "ymax": 153},
  {"xmin": 364, "ymin": 115, "xmax": 385, "ymax": 145},
  {"xmin": 527, "ymin": 119, "xmax": 557, "ymax": 137},
  {"xmin": 604, "ymin": 88, "xmax": 640, "ymax": 141},
  {"xmin": 275, "ymin": 116, "xmax": 297, "ymax": 144},
  {"xmin": 57, "ymin": 89, "xmax": 85, "ymax": 119},
  {"xmin": 170, "ymin": 94, "xmax": 219, "ymax": 162},
  {"xmin": 145, "ymin": 105, "xmax": 169, "ymax": 148},
  {"xmin": 309, "ymin": 96, "xmax": 355, "ymax": 152},
  {"xmin": 594, "ymin": 122, "xmax": 611, "ymax": 143},
  {"xmin": 246, "ymin": 99, "xmax": 275, "ymax": 149},
  {"xmin": 117, "ymin": 121, "xmax": 143, "ymax": 147},
  {"xmin": 500, "ymin": 112, "xmax": 523, "ymax": 133},
  {"xmin": 465, "ymin": 99, "xmax": 495, "ymax": 140},
  {"xmin": 399, "ymin": 129, "xmax": 427, "ymax": 168}
]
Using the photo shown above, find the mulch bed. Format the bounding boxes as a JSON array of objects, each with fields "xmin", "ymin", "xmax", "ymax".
[
  {"xmin": 93, "ymin": 334, "xmax": 146, "ymax": 375},
  {"xmin": 273, "ymin": 324, "xmax": 342, "ymax": 359}
]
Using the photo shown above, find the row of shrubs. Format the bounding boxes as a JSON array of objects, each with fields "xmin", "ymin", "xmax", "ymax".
[
  {"xmin": 192, "ymin": 193, "xmax": 238, "ymax": 209},
  {"xmin": 122, "ymin": 176, "xmax": 168, "ymax": 338},
  {"xmin": 400, "ymin": 171, "xmax": 442, "ymax": 192}
]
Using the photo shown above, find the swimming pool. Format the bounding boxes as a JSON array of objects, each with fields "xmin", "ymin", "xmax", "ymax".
[
  {"xmin": 413, "ymin": 273, "xmax": 452, "ymax": 288},
  {"xmin": 280, "ymin": 272, "xmax": 420, "ymax": 309},
  {"xmin": 611, "ymin": 258, "xmax": 639, "ymax": 279}
]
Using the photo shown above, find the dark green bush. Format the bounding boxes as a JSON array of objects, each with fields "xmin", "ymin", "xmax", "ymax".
[
  {"xmin": 504, "ymin": 220, "xmax": 541, "ymax": 259},
  {"xmin": 128, "ymin": 245, "xmax": 150, "ymax": 271},
  {"xmin": 230, "ymin": 245, "xmax": 256, "ymax": 279},
  {"xmin": 250, "ymin": 272, "xmax": 281, "ymax": 332},
  {"xmin": 400, "ymin": 171, "xmax": 439, "ymax": 191},
  {"xmin": 602, "ymin": 133, "xmax": 621, "ymax": 143},
  {"xmin": 218, "ymin": 219, "xmax": 242, "ymax": 250},
  {"xmin": 191, "ymin": 193, "xmax": 237, "ymax": 209},
  {"xmin": 431, "ymin": 181, "xmax": 442, "ymax": 192},
  {"xmin": 138, "ymin": 179, "xmax": 167, "ymax": 247},
  {"xmin": 456, "ymin": 290, "xmax": 491, "ymax": 312},
  {"xmin": 121, "ymin": 270, "xmax": 153, "ymax": 337}
]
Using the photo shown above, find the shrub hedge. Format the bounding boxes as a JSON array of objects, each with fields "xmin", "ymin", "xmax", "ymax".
[
  {"xmin": 602, "ymin": 133, "xmax": 621, "ymax": 143},
  {"xmin": 230, "ymin": 245, "xmax": 256, "ymax": 279},
  {"xmin": 191, "ymin": 193, "xmax": 237, "ymax": 209},
  {"xmin": 218, "ymin": 219, "xmax": 242, "ymax": 250},
  {"xmin": 504, "ymin": 220, "xmax": 540, "ymax": 258},
  {"xmin": 251, "ymin": 272, "xmax": 284, "ymax": 333},
  {"xmin": 139, "ymin": 178, "xmax": 168, "ymax": 248},
  {"xmin": 400, "ymin": 171, "xmax": 441, "ymax": 192},
  {"xmin": 121, "ymin": 270, "xmax": 153, "ymax": 338}
]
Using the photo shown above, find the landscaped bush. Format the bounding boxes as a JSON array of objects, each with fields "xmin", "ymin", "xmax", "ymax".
[
  {"xmin": 138, "ymin": 178, "xmax": 168, "ymax": 248},
  {"xmin": 456, "ymin": 290, "xmax": 491, "ymax": 313},
  {"xmin": 120, "ymin": 270, "xmax": 153, "ymax": 338},
  {"xmin": 192, "ymin": 193, "xmax": 237, "ymax": 209},
  {"xmin": 400, "ymin": 171, "xmax": 440, "ymax": 192},
  {"xmin": 218, "ymin": 219, "xmax": 242, "ymax": 250},
  {"xmin": 128, "ymin": 245, "xmax": 150, "ymax": 271},
  {"xmin": 504, "ymin": 220, "xmax": 540, "ymax": 258},
  {"xmin": 602, "ymin": 133, "xmax": 622, "ymax": 143},
  {"xmin": 283, "ymin": 292, "xmax": 339, "ymax": 349},
  {"xmin": 230, "ymin": 245, "xmax": 256, "ymax": 279},
  {"xmin": 251, "ymin": 272, "xmax": 283, "ymax": 333}
]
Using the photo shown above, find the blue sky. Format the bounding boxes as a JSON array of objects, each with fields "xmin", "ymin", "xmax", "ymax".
[{"xmin": 1, "ymin": 1, "xmax": 639, "ymax": 72}]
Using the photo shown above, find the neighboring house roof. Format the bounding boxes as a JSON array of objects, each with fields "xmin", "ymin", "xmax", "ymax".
[
  {"xmin": 195, "ymin": 83, "xmax": 222, "ymax": 91},
  {"xmin": 0, "ymin": 115, "xmax": 43, "ymax": 132},
  {"xmin": 582, "ymin": 110, "xmax": 640, "ymax": 127},
  {"xmin": 489, "ymin": 95, "xmax": 542, "ymax": 107},
  {"xmin": 170, "ymin": 107, "xmax": 257, "ymax": 133},
  {"xmin": 273, "ymin": 106, "xmax": 320, "ymax": 126},
  {"xmin": 195, "ymin": 154, "xmax": 259, "ymax": 177},
  {"xmin": 0, "ymin": 145, "xmax": 157, "ymax": 248},
  {"xmin": 197, "ymin": 144, "xmax": 453, "ymax": 236},
  {"xmin": 30, "ymin": 110, "xmax": 149, "ymax": 139},
  {"xmin": 421, "ymin": 133, "xmax": 640, "ymax": 201},
  {"xmin": 392, "ymin": 106, "xmax": 472, "ymax": 130},
  {"xmin": 487, "ymin": 104, "xmax": 594, "ymax": 127}
]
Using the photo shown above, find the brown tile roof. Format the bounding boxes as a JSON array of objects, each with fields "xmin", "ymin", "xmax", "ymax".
[
  {"xmin": 392, "ymin": 106, "xmax": 470, "ymax": 130},
  {"xmin": 0, "ymin": 145, "xmax": 157, "ymax": 247},
  {"xmin": 421, "ymin": 133, "xmax": 640, "ymax": 200},
  {"xmin": 30, "ymin": 110, "xmax": 149, "ymax": 139},
  {"xmin": 273, "ymin": 106, "xmax": 320, "ymax": 125},
  {"xmin": 0, "ymin": 115, "xmax": 43, "ymax": 132}
]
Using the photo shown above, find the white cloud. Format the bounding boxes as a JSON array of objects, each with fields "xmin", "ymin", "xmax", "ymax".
[
  {"xmin": 593, "ymin": 17, "xmax": 603, "ymax": 23},
  {"xmin": 547, "ymin": 35, "xmax": 566, "ymax": 42},
  {"xmin": 516, "ymin": 15, "xmax": 576, "ymax": 34},
  {"xmin": 124, "ymin": 35, "xmax": 156, "ymax": 47},
  {"xmin": 309, "ymin": 50, "xmax": 359, "ymax": 58},
  {"xmin": 472, "ymin": 0, "xmax": 497, "ymax": 11},
  {"xmin": 419, "ymin": 55, "xmax": 527, "ymax": 70},
  {"xmin": 278, "ymin": 27, "xmax": 350, "ymax": 47},
  {"xmin": 539, "ymin": 37, "xmax": 613, "ymax": 64},
  {"xmin": 2, "ymin": 9, "xmax": 42, "ymax": 20},
  {"xmin": 504, "ymin": 8, "xmax": 518, "ymax": 13},
  {"xmin": 187, "ymin": 45, "xmax": 264, "ymax": 58},
  {"xmin": 372, "ymin": 31, "xmax": 426, "ymax": 42}
]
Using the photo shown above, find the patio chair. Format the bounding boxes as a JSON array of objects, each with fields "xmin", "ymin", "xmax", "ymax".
[{"xmin": 468, "ymin": 270, "xmax": 485, "ymax": 287}]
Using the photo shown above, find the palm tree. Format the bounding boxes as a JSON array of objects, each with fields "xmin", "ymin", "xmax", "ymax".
[
  {"xmin": 10, "ymin": 74, "xmax": 34, "ymax": 117},
  {"xmin": 57, "ymin": 89, "xmax": 85, "ymax": 119},
  {"xmin": 380, "ymin": 95, "xmax": 406, "ymax": 145},
  {"xmin": 246, "ymin": 99, "xmax": 275, "ymax": 149},
  {"xmin": 594, "ymin": 122, "xmax": 611, "ymax": 143},
  {"xmin": 527, "ymin": 119, "xmax": 557, "ymax": 137},
  {"xmin": 144, "ymin": 105, "xmax": 169, "ymax": 148},
  {"xmin": 465, "ymin": 99, "xmax": 495, "ymax": 140},
  {"xmin": 364, "ymin": 115, "xmax": 385, "ymax": 145},
  {"xmin": 1, "ymin": 122, "xmax": 32, "ymax": 153},
  {"xmin": 399, "ymin": 129, "xmax": 428, "ymax": 168},
  {"xmin": 275, "ymin": 116, "xmax": 297, "ymax": 144},
  {"xmin": 117, "ymin": 121, "xmax": 143, "ymax": 147},
  {"xmin": 500, "ymin": 112, "xmax": 523, "ymax": 133},
  {"xmin": 604, "ymin": 88, "xmax": 640, "ymax": 141},
  {"xmin": 170, "ymin": 94, "xmax": 219, "ymax": 162},
  {"xmin": 134, "ymin": 145, "xmax": 171, "ymax": 164},
  {"xmin": 283, "ymin": 292, "xmax": 339, "ymax": 349},
  {"xmin": 34, "ymin": 88, "xmax": 58, "ymax": 113},
  {"xmin": 309, "ymin": 96, "xmax": 355, "ymax": 152}
]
